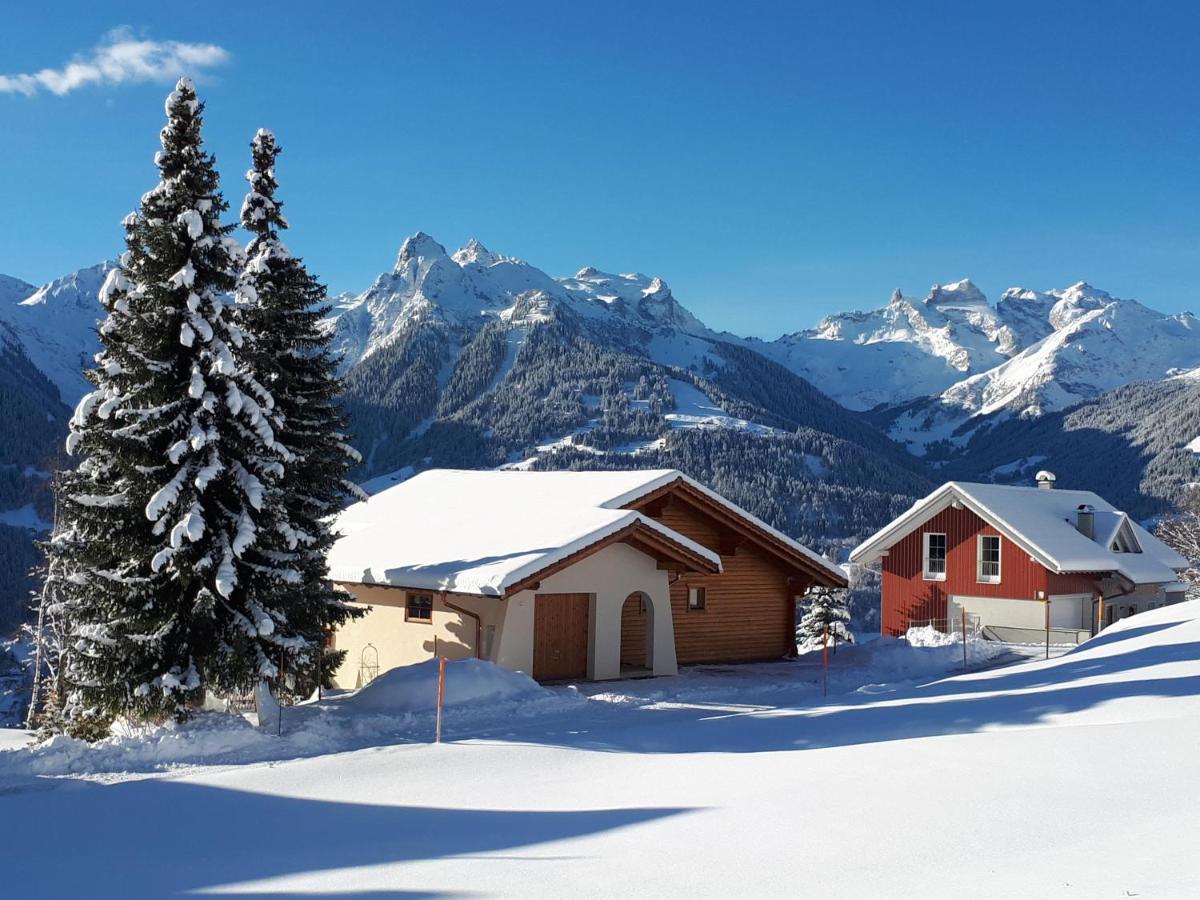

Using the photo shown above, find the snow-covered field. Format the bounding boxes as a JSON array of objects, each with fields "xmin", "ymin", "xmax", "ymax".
[{"xmin": 3, "ymin": 604, "xmax": 1198, "ymax": 898}]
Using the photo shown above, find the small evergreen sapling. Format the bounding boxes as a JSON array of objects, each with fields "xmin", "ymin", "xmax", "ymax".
[{"xmin": 797, "ymin": 585, "xmax": 854, "ymax": 653}]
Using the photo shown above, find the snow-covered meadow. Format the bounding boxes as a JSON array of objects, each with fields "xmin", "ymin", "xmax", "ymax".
[{"xmin": 2, "ymin": 603, "xmax": 1197, "ymax": 896}]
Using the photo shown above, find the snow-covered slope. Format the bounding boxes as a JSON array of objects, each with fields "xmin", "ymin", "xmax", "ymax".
[
  {"xmin": 0, "ymin": 262, "xmax": 112, "ymax": 404},
  {"xmin": 3, "ymin": 601, "xmax": 1198, "ymax": 897}
]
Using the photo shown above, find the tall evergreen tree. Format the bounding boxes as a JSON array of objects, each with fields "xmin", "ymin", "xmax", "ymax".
[
  {"xmin": 51, "ymin": 79, "xmax": 288, "ymax": 731},
  {"xmin": 796, "ymin": 585, "xmax": 854, "ymax": 652},
  {"xmin": 235, "ymin": 128, "xmax": 364, "ymax": 696}
]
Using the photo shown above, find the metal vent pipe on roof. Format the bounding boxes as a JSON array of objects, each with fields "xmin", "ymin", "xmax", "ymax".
[{"xmin": 1036, "ymin": 470, "xmax": 1057, "ymax": 490}]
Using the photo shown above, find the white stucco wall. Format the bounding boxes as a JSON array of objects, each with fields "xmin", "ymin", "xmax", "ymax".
[
  {"xmin": 949, "ymin": 594, "xmax": 1054, "ymax": 630},
  {"xmin": 949, "ymin": 592, "xmax": 1094, "ymax": 633},
  {"xmin": 499, "ymin": 542, "xmax": 676, "ymax": 680},
  {"xmin": 1103, "ymin": 584, "xmax": 1179, "ymax": 626}
]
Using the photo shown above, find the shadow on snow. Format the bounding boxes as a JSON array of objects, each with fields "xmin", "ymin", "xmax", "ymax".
[
  {"xmin": 2, "ymin": 779, "xmax": 689, "ymax": 898},
  {"xmin": 486, "ymin": 616, "xmax": 1199, "ymax": 755}
]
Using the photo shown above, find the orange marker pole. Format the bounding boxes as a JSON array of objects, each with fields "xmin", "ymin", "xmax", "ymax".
[{"xmin": 435, "ymin": 656, "xmax": 447, "ymax": 744}]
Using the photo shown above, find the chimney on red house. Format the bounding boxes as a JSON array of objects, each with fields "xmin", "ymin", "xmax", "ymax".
[{"xmin": 1036, "ymin": 470, "xmax": 1056, "ymax": 490}]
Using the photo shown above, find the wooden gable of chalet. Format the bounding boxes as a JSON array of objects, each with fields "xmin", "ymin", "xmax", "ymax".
[{"xmin": 621, "ymin": 477, "xmax": 848, "ymax": 588}]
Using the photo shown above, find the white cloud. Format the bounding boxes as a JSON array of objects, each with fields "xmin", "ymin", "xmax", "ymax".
[{"xmin": 0, "ymin": 27, "xmax": 230, "ymax": 97}]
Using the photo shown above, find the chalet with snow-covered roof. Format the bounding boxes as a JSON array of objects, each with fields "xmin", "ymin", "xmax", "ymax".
[
  {"xmin": 326, "ymin": 469, "xmax": 846, "ymax": 685},
  {"xmin": 850, "ymin": 472, "xmax": 1189, "ymax": 641}
]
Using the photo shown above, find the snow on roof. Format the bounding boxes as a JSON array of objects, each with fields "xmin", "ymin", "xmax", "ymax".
[
  {"xmin": 329, "ymin": 468, "xmax": 843, "ymax": 595},
  {"xmin": 328, "ymin": 469, "xmax": 722, "ymax": 596},
  {"xmin": 850, "ymin": 481, "xmax": 1187, "ymax": 585}
]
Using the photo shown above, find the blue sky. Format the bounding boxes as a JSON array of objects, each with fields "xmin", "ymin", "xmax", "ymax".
[{"xmin": 2, "ymin": 1, "xmax": 1197, "ymax": 337}]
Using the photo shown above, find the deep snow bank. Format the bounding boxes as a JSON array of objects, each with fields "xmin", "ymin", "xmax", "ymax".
[
  {"xmin": 0, "ymin": 660, "xmax": 574, "ymax": 781},
  {"xmin": 346, "ymin": 658, "xmax": 545, "ymax": 713}
]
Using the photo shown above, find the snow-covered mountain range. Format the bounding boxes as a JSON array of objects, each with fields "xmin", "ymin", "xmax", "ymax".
[
  {"xmin": 327, "ymin": 232, "xmax": 715, "ymax": 377},
  {"xmin": 323, "ymin": 242, "xmax": 1200, "ymax": 451},
  {"xmin": 2, "ymin": 234, "xmax": 1199, "ymax": 540},
  {"xmin": 6, "ymin": 239, "xmax": 1197, "ymax": 437},
  {"xmin": 767, "ymin": 279, "xmax": 1200, "ymax": 452}
]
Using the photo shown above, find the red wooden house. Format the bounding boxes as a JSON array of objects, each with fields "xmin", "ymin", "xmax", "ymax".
[{"xmin": 850, "ymin": 472, "xmax": 1188, "ymax": 641}]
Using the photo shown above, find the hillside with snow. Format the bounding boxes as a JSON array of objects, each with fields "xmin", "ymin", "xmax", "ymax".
[{"xmin": 2, "ymin": 599, "xmax": 1198, "ymax": 897}]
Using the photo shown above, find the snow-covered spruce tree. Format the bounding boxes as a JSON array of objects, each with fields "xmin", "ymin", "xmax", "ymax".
[
  {"xmin": 52, "ymin": 79, "xmax": 289, "ymax": 732},
  {"xmin": 796, "ymin": 585, "xmax": 854, "ymax": 653},
  {"xmin": 1157, "ymin": 486, "xmax": 1200, "ymax": 600},
  {"xmin": 235, "ymin": 128, "xmax": 364, "ymax": 698}
]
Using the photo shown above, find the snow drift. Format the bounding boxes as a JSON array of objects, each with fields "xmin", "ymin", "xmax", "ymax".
[{"xmin": 346, "ymin": 658, "xmax": 545, "ymax": 713}]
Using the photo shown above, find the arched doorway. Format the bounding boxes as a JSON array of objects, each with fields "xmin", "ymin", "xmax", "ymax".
[{"xmin": 620, "ymin": 591, "xmax": 654, "ymax": 674}]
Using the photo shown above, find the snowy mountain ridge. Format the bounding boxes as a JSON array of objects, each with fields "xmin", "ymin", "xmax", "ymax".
[
  {"xmin": 4, "ymin": 240, "xmax": 1195, "ymax": 437},
  {"xmin": 0, "ymin": 261, "xmax": 115, "ymax": 404},
  {"xmin": 882, "ymin": 283, "xmax": 1200, "ymax": 453},
  {"xmin": 327, "ymin": 233, "xmax": 713, "ymax": 373}
]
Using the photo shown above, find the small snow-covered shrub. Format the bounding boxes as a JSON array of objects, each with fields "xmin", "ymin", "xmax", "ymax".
[{"xmin": 904, "ymin": 625, "xmax": 960, "ymax": 648}]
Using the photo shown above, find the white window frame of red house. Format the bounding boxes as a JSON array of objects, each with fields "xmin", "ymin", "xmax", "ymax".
[
  {"xmin": 922, "ymin": 532, "xmax": 947, "ymax": 581},
  {"xmin": 977, "ymin": 534, "xmax": 1001, "ymax": 584}
]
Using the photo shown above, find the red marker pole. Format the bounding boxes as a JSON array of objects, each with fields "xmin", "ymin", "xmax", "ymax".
[{"xmin": 435, "ymin": 656, "xmax": 447, "ymax": 744}]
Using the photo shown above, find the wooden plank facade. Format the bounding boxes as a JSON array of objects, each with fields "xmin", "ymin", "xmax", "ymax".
[
  {"xmin": 881, "ymin": 505, "xmax": 1098, "ymax": 636},
  {"xmin": 636, "ymin": 490, "xmax": 814, "ymax": 664}
]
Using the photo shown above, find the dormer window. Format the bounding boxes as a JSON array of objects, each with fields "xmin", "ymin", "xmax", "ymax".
[
  {"xmin": 923, "ymin": 533, "xmax": 947, "ymax": 580},
  {"xmin": 1111, "ymin": 520, "xmax": 1142, "ymax": 554}
]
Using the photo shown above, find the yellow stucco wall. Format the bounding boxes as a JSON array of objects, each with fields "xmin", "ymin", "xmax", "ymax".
[{"xmin": 330, "ymin": 586, "xmax": 503, "ymax": 688}]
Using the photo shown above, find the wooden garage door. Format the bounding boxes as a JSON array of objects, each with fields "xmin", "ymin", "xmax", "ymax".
[{"xmin": 533, "ymin": 593, "xmax": 590, "ymax": 681}]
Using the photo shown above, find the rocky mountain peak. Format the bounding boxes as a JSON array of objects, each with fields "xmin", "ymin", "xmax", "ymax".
[
  {"xmin": 452, "ymin": 238, "xmax": 501, "ymax": 268},
  {"xmin": 393, "ymin": 232, "xmax": 451, "ymax": 273},
  {"xmin": 925, "ymin": 279, "xmax": 987, "ymax": 307},
  {"xmin": 641, "ymin": 276, "xmax": 671, "ymax": 302}
]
